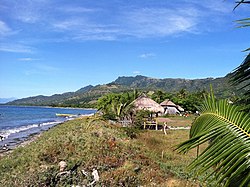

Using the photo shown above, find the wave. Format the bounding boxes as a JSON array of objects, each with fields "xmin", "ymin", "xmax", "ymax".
[{"xmin": 0, "ymin": 120, "xmax": 63, "ymax": 141}]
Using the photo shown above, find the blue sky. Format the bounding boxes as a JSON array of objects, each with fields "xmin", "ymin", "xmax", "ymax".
[{"xmin": 0, "ymin": 0, "xmax": 249, "ymax": 98}]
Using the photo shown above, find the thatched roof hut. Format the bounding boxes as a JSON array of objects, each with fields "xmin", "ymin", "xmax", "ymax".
[
  {"xmin": 177, "ymin": 105, "xmax": 184, "ymax": 112},
  {"xmin": 132, "ymin": 95, "xmax": 164, "ymax": 114},
  {"xmin": 160, "ymin": 99, "xmax": 184, "ymax": 114},
  {"xmin": 160, "ymin": 99, "xmax": 177, "ymax": 107}
]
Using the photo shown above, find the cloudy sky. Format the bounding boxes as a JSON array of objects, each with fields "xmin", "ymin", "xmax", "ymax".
[{"xmin": 0, "ymin": 0, "xmax": 249, "ymax": 98}]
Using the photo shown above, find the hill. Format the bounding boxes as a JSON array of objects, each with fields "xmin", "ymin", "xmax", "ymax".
[
  {"xmin": 7, "ymin": 74, "xmax": 244, "ymax": 107},
  {"xmin": 0, "ymin": 97, "xmax": 16, "ymax": 104}
]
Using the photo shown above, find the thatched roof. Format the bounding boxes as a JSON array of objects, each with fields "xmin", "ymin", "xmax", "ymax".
[
  {"xmin": 177, "ymin": 105, "xmax": 184, "ymax": 112},
  {"xmin": 160, "ymin": 99, "xmax": 177, "ymax": 107},
  {"xmin": 132, "ymin": 95, "xmax": 164, "ymax": 113}
]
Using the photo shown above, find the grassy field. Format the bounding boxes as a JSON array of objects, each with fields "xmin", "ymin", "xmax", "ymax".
[{"xmin": 0, "ymin": 115, "xmax": 208, "ymax": 186}]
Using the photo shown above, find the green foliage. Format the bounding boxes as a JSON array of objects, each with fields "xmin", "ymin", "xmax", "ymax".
[
  {"xmin": 231, "ymin": 0, "xmax": 250, "ymax": 112},
  {"xmin": 150, "ymin": 89, "xmax": 208, "ymax": 112},
  {"xmin": 97, "ymin": 91, "xmax": 138, "ymax": 120},
  {"xmin": 230, "ymin": 53, "xmax": 250, "ymax": 112},
  {"xmin": 151, "ymin": 90, "xmax": 169, "ymax": 103},
  {"xmin": 176, "ymin": 93, "xmax": 250, "ymax": 187},
  {"xmin": 133, "ymin": 110, "xmax": 152, "ymax": 127},
  {"xmin": 122, "ymin": 127, "xmax": 140, "ymax": 139}
]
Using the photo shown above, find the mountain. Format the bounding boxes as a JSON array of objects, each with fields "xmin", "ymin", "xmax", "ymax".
[
  {"xmin": 0, "ymin": 97, "xmax": 17, "ymax": 104},
  {"xmin": 7, "ymin": 74, "xmax": 245, "ymax": 107},
  {"xmin": 75, "ymin": 85, "xmax": 94, "ymax": 93},
  {"xmin": 112, "ymin": 75, "xmax": 240, "ymax": 98}
]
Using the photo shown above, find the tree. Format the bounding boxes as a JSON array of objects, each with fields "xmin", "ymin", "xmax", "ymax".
[
  {"xmin": 97, "ymin": 91, "xmax": 138, "ymax": 120},
  {"xmin": 151, "ymin": 90, "xmax": 167, "ymax": 103},
  {"xmin": 176, "ymin": 92, "xmax": 250, "ymax": 186},
  {"xmin": 230, "ymin": 0, "xmax": 250, "ymax": 111},
  {"xmin": 176, "ymin": 1, "xmax": 250, "ymax": 186}
]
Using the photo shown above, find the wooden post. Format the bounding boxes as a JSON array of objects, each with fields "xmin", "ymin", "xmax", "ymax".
[
  {"xmin": 163, "ymin": 122, "xmax": 168, "ymax": 135},
  {"xmin": 197, "ymin": 145, "xmax": 199, "ymax": 158},
  {"xmin": 144, "ymin": 121, "xmax": 146, "ymax": 129}
]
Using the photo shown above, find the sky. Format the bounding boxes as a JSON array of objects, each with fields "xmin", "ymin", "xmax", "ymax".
[{"xmin": 0, "ymin": 0, "xmax": 249, "ymax": 99}]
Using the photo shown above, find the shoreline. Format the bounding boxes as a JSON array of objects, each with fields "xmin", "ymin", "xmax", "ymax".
[
  {"xmin": 0, "ymin": 104, "xmax": 97, "ymax": 111},
  {"xmin": 0, "ymin": 131, "xmax": 42, "ymax": 158},
  {"xmin": 0, "ymin": 114, "xmax": 95, "ymax": 158}
]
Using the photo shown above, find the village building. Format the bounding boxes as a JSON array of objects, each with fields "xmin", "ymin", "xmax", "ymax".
[
  {"xmin": 160, "ymin": 99, "xmax": 184, "ymax": 114},
  {"xmin": 131, "ymin": 94, "xmax": 164, "ymax": 115}
]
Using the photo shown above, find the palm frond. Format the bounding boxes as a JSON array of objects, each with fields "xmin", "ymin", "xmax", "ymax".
[
  {"xmin": 234, "ymin": 1, "xmax": 250, "ymax": 10},
  {"xmin": 236, "ymin": 18, "xmax": 250, "ymax": 28},
  {"xmin": 176, "ymin": 94, "xmax": 250, "ymax": 187},
  {"xmin": 230, "ymin": 53, "xmax": 250, "ymax": 86}
]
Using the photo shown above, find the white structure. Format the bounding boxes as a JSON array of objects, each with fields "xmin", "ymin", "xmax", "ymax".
[{"xmin": 160, "ymin": 99, "xmax": 184, "ymax": 114}]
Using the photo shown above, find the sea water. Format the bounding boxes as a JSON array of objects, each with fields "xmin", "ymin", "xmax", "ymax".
[{"xmin": 0, "ymin": 105, "xmax": 96, "ymax": 149}]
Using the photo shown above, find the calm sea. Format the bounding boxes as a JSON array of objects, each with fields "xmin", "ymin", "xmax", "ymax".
[{"xmin": 0, "ymin": 105, "xmax": 96, "ymax": 148}]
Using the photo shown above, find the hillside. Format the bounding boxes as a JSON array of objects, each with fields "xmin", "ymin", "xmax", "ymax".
[
  {"xmin": 0, "ymin": 116, "xmax": 204, "ymax": 186},
  {"xmin": 7, "ymin": 74, "xmax": 244, "ymax": 107}
]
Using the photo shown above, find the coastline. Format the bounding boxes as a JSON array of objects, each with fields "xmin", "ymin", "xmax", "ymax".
[
  {"xmin": 0, "ymin": 113, "xmax": 95, "ymax": 158},
  {"xmin": 0, "ymin": 132, "xmax": 42, "ymax": 158},
  {"xmin": 0, "ymin": 105, "xmax": 97, "ymax": 150},
  {"xmin": 1, "ymin": 104, "xmax": 97, "ymax": 111}
]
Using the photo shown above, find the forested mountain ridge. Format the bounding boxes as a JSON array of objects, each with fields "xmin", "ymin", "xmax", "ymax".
[{"xmin": 7, "ymin": 74, "xmax": 245, "ymax": 107}]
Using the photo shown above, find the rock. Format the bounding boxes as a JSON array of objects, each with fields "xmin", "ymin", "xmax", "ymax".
[{"xmin": 59, "ymin": 161, "xmax": 67, "ymax": 172}]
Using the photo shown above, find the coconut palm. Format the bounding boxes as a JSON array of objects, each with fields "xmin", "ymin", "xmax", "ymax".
[
  {"xmin": 231, "ymin": 0, "xmax": 250, "ymax": 111},
  {"xmin": 97, "ymin": 91, "xmax": 138, "ymax": 120},
  {"xmin": 176, "ymin": 2, "xmax": 250, "ymax": 186},
  {"xmin": 230, "ymin": 53, "xmax": 250, "ymax": 111},
  {"xmin": 176, "ymin": 92, "xmax": 250, "ymax": 186}
]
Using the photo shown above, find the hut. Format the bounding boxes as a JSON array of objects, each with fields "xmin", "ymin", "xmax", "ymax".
[
  {"xmin": 160, "ymin": 99, "xmax": 184, "ymax": 114},
  {"xmin": 132, "ymin": 95, "xmax": 164, "ymax": 114},
  {"xmin": 131, "ymin": 94, "xmax": 164, "ymax": 130}
]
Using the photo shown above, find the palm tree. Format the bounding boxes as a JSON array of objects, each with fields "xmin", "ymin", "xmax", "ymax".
[
  {"xmin": 176, "ymin": 92, "xmax": 250, "ymax": 186},
  {"xmin": 230, "ymin": 53, "xmax": 250, "ymax": 111},
  {"xmin": 176, "ymin": 2, "xmax": 250, "ymax": 186},
  {"xmin": 97, "ymin": 91, "xmax": 137, "ymax": 120},
  {"xmin": 230, "ymin": 0, "xmax": 250, "ymax": 111}
]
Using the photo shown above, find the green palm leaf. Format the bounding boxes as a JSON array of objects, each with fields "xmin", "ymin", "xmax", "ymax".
[{"xmin": 176, "ymin": 93, "xmax": 250, "ymax": 187}]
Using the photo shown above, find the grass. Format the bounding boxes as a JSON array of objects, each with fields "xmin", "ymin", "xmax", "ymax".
[{"xmin": 0, "ymin": 116, "xmax": 208, "ymax": 186}]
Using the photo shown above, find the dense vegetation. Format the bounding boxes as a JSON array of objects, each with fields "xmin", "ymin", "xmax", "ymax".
[
  {"xmin": 96, "ymin": 89, "xmax": 208, "ymax": 123},
  {"xmin": 7, "ymin": 74, "xmax": 248, "ymax": 108}
]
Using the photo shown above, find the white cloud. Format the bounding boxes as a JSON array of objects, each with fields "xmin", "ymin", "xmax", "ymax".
[
  {"xmin": 133, "ymin": 71, "xmax": 141, "ymax": 75},
  {"xmin": 51, "ymin": 7, "xmax": 198, "ymax": 41},
  {"xmin": 0, "ymin": 43, "xmax": 34, "ymax": 53},
  {"xmin": 120, "ymin": 8, "xmax": 198, "ymax": 38},
  {"xmin": 1, "ymin": 0, "xmax": 241, "ymax": 42},
  {"xmin": 57, "ymin": 6, "xmax": 97, "ymax": 13},
  {"xmin": 0, "ymin": 20, "xmax": 12, "ymax": 37},
  {"xmin": 53, "ymin": 18, "xmax": 121, "ymax": 41},
  {"xmin": 18, "ymin": 58, "xmax": 39, "ymax": 61},
  {"xmin": 139, "ymin": 53, "xmax": 156, "ymax": 59}
]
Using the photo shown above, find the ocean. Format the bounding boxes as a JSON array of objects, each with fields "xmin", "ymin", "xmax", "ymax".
[{"xmin": 0, "ymin": 105, "xmax": 96, "ymax": 149}]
